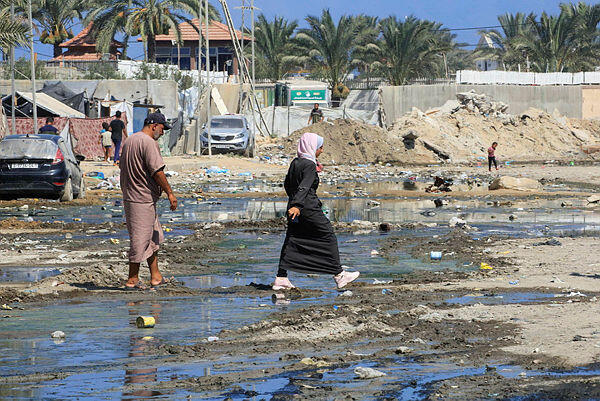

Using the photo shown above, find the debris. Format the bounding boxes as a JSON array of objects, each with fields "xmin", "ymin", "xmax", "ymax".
[
  {"xmin": 426, "ymin": 176, "xmax": 453, "ymax": 193},
  {"xmin": 50, "ymin": 330, "xmax": 66, "ymax": 338},
  {"xmin": 395, "ymin": 346, "xmax": 413, "ymax": 354},
  {"xmin": 449, "ymin": 217, "xmax": 467, "ymax": 228},
  {"xmin": 354, "ymin": 366, "xmax": 387, "ymax": 379},
  {"xmin": 430, "ymin": 251, "xmax": 442, "ymax": 261},
  {"xmin": 1, "ymin": 304, "xmax": 13, "ymax": 310},
  {"xmin": 587, "ymin": 195, "xmax": 600, "ymax": 203},
  {"xmin": 136, "ymin": 316, "xmax": 155, "ymax": 328},
  {"xmin": 381, "ymin": 289, "xmax": 392, "ymax": 295},
  {"xmin": 489, "ymin": 176, "xmax": 543, "ymax": 191},
  {"xmin": 373, "ymin": 279, "xmax": 392, "ymax": 285},
  {"xmin": 370, "ymin": 249, "xmax": 380, "ymax": 256},
  {"xmin": 301, "ymin": 357, "xmax": 330, "ymax": 367},
  {"xmin": 109, "ymin": 238, "xmax": 120, "ymax": 244},
  {"xmin": 378, "ymin": 222, "xmax": 392, "ymax": 232},
  {"xmin": 164, "ymin": 171, "xmax": 179, "ymax": 177},
  {"xmin": 433, "ymin": 198, "xmax": 448, "ymax": 208},
  {"xmin": 534, "ymin": 239, "xmax": 562, "ymax": 247},
  {"xmin": 339, "ymin": 290, "xmax": 353, "ymax": 297},
  {"xmin": 480, "ymin": 262, "xmax": 493, "ymax": 270}
]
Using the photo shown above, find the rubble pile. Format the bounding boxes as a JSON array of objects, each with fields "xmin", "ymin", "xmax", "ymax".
[
  {"xmin": 260, "ymin": 119, "xmax": 438, "ymax": 165},
  {"xmin": 388, "ymin": 91, "xmax": 600, "ymax": 163}
]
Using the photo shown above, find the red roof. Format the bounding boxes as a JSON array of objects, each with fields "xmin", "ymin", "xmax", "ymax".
[
  {"xmin": 147, "ymin": 19, "xmax": 251, "ymax": 42},
  {"xmin": 60, "ymin": 23, "xmax": 124, "ymax": 48},
  {"xmin": 50, "ymin": 49, "xmax": 121, "ymax": 61}
]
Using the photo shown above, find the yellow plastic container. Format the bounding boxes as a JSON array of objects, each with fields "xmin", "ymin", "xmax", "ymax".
[
  {"xmin": 480, "ymin": 262, "xmax": 493, "ymax": 270},
  {"xmin": 136, "ymin": 316, "xmax": 155, "ymax": 328}
]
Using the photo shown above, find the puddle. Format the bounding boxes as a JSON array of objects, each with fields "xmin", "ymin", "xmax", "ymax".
[
  {"xmin": 444, "ymin": 292, "xmax": 556, "ymax": 306},
  {"xmin": 0, "ymin": 266, "xmax": 62, "ymax": 282}
]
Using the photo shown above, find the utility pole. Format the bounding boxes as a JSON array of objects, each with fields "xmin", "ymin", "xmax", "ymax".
[
  {"xmin": 206, "ymin": 0, "xmax": 212, "ymax": 156},
  {"xmin": 238, "ymin": 0, "xmax": 245, "ymax": 113},
  {"xmin": 10, "ymin": 1, "xmax": 15, "ymax": 133},
  {"xmin": 28, "ymin": 0, "xmax": 37, "ymax": 134},
  {"xmin": 196, "ymin": 4, "xmax": 202, "ymax": 155},
  {"xmin": 250, "ymin": 0, "xmax": 256, "ymax": 150}
]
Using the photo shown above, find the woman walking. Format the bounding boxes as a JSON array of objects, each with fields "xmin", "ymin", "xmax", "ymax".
[{"xmin": 273, "ymin": 132, "xmax": 360, "ymax": 290}]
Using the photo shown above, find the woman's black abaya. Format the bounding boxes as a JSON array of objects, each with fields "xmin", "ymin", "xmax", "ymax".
[{"xmin": 277, "ymin": 157, "xmax": 343, "ymax": 276}]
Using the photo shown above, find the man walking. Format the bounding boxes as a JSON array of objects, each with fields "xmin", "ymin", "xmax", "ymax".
[
  {"xmin": 120, "ymin": 112, "xmax": 177, "ymax": 290},
  {"xmin": 110, "ymin": 111, "xmax": 127, "ymax": 166},
  {"xmin": 307, "ymin": 103, "xmax": 324, "ymax": 125}
]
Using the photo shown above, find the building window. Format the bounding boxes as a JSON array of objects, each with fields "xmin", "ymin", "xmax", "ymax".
[{"xmin": 156, "ymin": 46, "xmax": 191, "ymax": 70}]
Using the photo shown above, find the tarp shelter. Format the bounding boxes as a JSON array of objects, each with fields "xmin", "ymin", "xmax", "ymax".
[
  {"xmin": 8, "ymin": 116, "xmax": 113, "ymax": 160},
  {"xmin": 2, "ymin": 91, "xmax": 85, "ymax": 119},
  {"xmin": 39, "ymin": 81, "xmax": 88, "ymax": 115}
]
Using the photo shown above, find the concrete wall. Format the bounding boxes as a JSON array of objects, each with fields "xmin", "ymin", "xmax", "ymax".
[
  {"xmin": 582, "ymin": 87, "xmax": 600, "ymax": 119},
  {"xmin": 380, "ymin": 84, "xmax": 584, "ymax": 125}
]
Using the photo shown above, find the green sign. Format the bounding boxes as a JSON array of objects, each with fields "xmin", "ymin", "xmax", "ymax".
[{"xmin": 290, "ymin": 89, "xmax": 327, "ymax": 101}]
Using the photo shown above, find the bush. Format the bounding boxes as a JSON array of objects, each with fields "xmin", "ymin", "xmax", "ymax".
[{"xmin": 82, "ymin": 62, "xmax": 125, "ymax": 79}]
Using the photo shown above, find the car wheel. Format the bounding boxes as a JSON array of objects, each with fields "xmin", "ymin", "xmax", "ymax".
[
  {"xmin": 60, "ymin": 177, "xmax": 73, "ymax": 202},
  {"xmin": 76, "ymin": 177, "xmax": 86, "ymax": 199},
  {"xmin": 244, "ymin": 141, "xmax": 255, "ymax": 158}
]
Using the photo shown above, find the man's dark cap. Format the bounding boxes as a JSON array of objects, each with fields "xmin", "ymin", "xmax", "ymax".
[{"xmin": 145, "ymin": 112, "xmax": 171, "ymax": 130}]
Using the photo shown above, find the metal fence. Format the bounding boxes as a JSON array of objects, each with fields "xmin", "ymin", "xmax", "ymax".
[{"xmin": 457, "ymin": 70, "xmax": 600, "ymax": 86}]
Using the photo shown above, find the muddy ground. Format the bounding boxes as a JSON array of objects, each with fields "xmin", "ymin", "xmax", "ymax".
[{"xmin": 2, "ymin": 162, "xmax": 600, "ymax": 400}]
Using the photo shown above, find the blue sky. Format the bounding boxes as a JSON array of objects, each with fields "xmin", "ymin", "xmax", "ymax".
[{"xmin": 17, "ymin": 0, "xmax": 568, "ymax": 61}]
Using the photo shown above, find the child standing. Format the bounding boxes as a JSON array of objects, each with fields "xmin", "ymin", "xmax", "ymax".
[
  {"xmin": 488, "ymin": 142, "xmax": 498, "ymax": 172},
  {"xmin": 99, "ymin": 122, "xmax": 112, "ymax": 163}
]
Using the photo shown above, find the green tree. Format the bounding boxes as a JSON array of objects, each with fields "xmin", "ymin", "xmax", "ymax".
[
  {"xmin": 350, "ymin": 15, "xmax": 381, "ymax": 82},
  {"xmin": 295, "ymin": 9, "xmax": 362, "ymax": 94},
  {"xmin": 3, "ymin": 56, "xmax": 51, "ymax": 80},
  {"xmin": 377, "ymin": 16, "xmax": 455, "ymax": 85},
  {"xmin": 132, "ymin": 61, "xmax": 197, "ymax": 90},
  {"xmin": 8, "ymin": 0, "xmax": 96, "ymax": 58},
  {"xmin": 0, "ymin": 0, "xmax": 29, "ymax": 53},
  {"xmin": 88, "ymin": 0, "xmax": 220, "ymax": 62},
  {"xmin": 252, "ymin": 14, "xmax": 299, "ymax": 81},
  {"xmin": 82, "ymin": 62, "xmax": 126, "ymax": 79}
]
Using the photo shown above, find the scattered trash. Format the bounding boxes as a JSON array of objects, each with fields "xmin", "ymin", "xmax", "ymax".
[
  {"xmin": 433, "ymin": 198, "xmax": 448, "ymax": 208},
  {"xmin": 1, "ymin": 304, "xmax": 13, "ymax": 310},
  {"xmin": 301, "ymin": 357, "xmax": 330, "ymax": 367},
  {"xmin": 164, "ymin": 171, "xmax": 179, "ymax": 177},
  {"xmin": 480, "ymin": 262, "xmax": 493, "ymax": 270},
  {"xmin": 370, "ymin": 249, "xmax": 379, "ymax": 256},
  {"xmin": 136, "ymin": 316, "xmax": 155, "ymax": 328},
  {"xmin": 587, "ymin": 195, "xmax": 600, "ymax": 204},
  {"xmin": 354, "ymin": 366, "xmax": 387, "ymax": 379},
  {"xmin": 373, "ymin": 279, "xmax": 392, "ymax": 285},
  {"xmin": 381, "ymin": 289, "xmax": 392, "ymax": 295},
  {"xmin": 339, "ymin": 290, "xmax": 353, "ymax": 297},
  {"xmin": 448, "ymin": 217, "xmax": 467, "ymax": 228},
  {"xmin": 534, "ymin": 239, "xmax": 561, "ymax": 246},
  {"xmin": 109, "ymin": 238, "xmax": 120, "ymax": 244},
  {"xmin": 86, "ymin": 171, "xmax": 105, "ymax": 179},
  {"xmin": 430, "ymin": 251, "xmax": 442, "ymax": 261},
  {"xmin": 207, "ymin": 336, "xmax": 219, "ymax": 342},
  {"xmin": 426, "ymin": 176, "xmax": 453, "ymax": 193},
  {"xmin": 238, "ymin": 172, "xmax": 252, "ymax": 177},
  {"xmin": 50, "ymin": 330, "xmax": 65, "ymax": 338},
  {"xmin": 509, "ymin": 280, "xmax": 519, "ymax": 285},
  {"xmin": 378, "ymin": 222, "xmax": 392, "ymax": 232},
  {"xmin": 395, "ymin": 346, "xmax": 412, "ymax": 354}
]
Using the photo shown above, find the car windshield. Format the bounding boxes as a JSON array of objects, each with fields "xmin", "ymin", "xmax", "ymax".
[
  {"xmin": 0, "ymin": 138, "xmax": 58, "ymax": 159},
  {"xmin": 210, "ymin": 118, "xmax": 244, "ymax": 129}
]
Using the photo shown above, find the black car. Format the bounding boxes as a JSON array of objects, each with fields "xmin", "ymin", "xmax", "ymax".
[{"xmin": 0, "ymin": 134, "xmax": 85, "ymax": 201}]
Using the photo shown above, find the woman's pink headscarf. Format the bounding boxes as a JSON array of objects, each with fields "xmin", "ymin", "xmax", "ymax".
[{"xmin": 297, "ymin": 132, "xmax": 324, "ymax": 165}]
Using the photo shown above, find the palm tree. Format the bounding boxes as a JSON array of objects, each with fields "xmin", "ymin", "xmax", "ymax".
[
  {"xmin": 377, "ymin": 16, "xmax": 455, "ymax": 85},
  {"xmin": 515, "ymin": 11, "xmax": 581, "ymax": 72},
  {"xmin": 350, "ymin": 15, "xmax": 381, "ymax": 83},
  {"xmin": 476, "ymin": 12, "xmax": 535, "ymax": 70},
  {"xmin": 88, "ymin": 0, "xmax": 220, "ymax": 62},
  {"xmin": 295, "ymin": 9, "xmax": 361, "ymax": 93},
  {"xmin": 0, "ymin": 0, "xmax": 29, "ymax": 53},
  {"xmin": 559, "ymin": 2, "xmax": 600, "ymax": 71},
  {"xmin": 8, "ymin": 0, "xmax": 93, "ymax": 58},
  {"xmin": 252, "ymin": 14, "xmax": 298, "ymax": 81}
]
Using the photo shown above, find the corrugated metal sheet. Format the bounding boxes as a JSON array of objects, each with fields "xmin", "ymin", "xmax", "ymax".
[{"xmin": 16, "ymin": 91, "xmax": 85, "ymax": 118}]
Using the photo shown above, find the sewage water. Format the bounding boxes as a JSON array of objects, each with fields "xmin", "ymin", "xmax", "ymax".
[{"xmin": 0, "ymin": 266, "xmax": 61, "ymax": 282}]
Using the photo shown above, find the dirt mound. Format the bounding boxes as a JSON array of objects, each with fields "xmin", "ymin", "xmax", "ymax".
[
  {"xmin": 388, "ymin": 92, "xmax": 600, "ymax": 163},
  {"xmin": 266, "ymin": 119, "xmax": 438, "ymax": 165}
]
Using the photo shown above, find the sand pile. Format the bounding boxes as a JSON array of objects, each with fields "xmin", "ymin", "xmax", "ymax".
[
  {"xmin": 272, "ymin": 119, "xmax": 438, "ymax": 165},
  {"xmin": 388, "ymin": 91, "xmax": 600, "ymax": 163}
]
